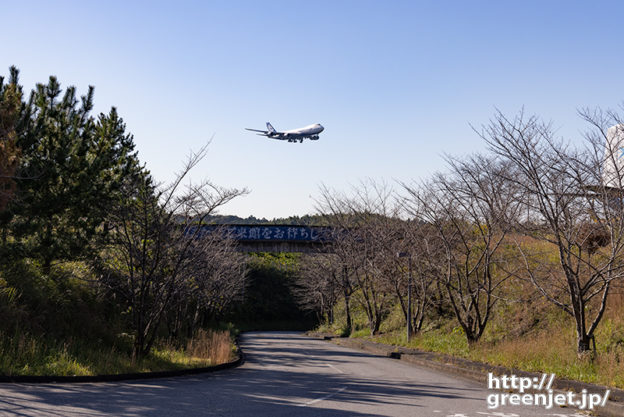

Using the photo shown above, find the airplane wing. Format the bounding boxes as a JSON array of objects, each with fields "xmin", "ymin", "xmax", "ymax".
[{"xmin": 245, "ymin": 128, "xmax": 289, "ymax": 139}]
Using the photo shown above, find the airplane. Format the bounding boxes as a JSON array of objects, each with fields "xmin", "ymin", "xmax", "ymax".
[{"xmin": 245, "ymin": 122, "xmax": 324, "ymax": 143}]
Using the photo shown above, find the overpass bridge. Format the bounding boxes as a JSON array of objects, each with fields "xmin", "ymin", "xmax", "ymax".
[{"xmin": 190, "ymin": 224, "xmax": 334, "ymax": 253}]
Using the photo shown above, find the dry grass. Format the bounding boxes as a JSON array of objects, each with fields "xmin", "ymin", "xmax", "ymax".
[
  {"xmin": 353, "ymin": 284, "xmax": 624, "ymax": 388},
  {"xmin": 0, "ymin": 328, "xmax": 236, "ymax": 376},
  {"xmin": 370, "ymin": 322, "xmax": 624, "ymax": 388},
  {"xmin": 185, "ymin": 329, "xmax": 234, "ymax": 365},
  {"xmin": 473, "ymin": 320, "xmax": 624, "ymax": 388},
  {"xmin": 322, "ymin": 236, "xmax": 624, "ymax": 388}
]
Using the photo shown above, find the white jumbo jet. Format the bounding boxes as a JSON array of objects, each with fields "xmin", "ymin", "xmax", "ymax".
[{"xmin": 245, "ymin": 122, "xmax": 324, "ymax": 143}]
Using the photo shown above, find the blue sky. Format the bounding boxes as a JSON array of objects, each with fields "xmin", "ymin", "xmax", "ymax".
[{"xmin": 2, "ymin": 1, "xmax": 624, "ymax": 218}]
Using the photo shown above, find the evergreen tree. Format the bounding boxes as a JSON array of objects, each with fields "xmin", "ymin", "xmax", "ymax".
[
  {"xmin": 0, "ymin": 66, "xmax": 22, "ymax": 213},
  {"xmin": 6, "ymin": 69, "xmax": 141, "ymax": 273}
]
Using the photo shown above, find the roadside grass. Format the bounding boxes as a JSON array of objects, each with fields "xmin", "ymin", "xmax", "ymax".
[
  {"xmin": 185, "ymin": 328, "xmax": 235, "ymax": 366},
  {"xmin": 316, "ymin": 300, "xmax": 372, "ymax": 336},
  {"xmin": 0, "ymin": 329, "xmax": 236, "ymax": 377},
  {"xmin": 363, "ymin": 324, "xmax": 624, "ymax": 388},
  {"xmin": 322, "ymin": 292, "xmax": 624, "ymax": 389},
  {"xmin": 0, "ymin": 260, "xmax": 238, "ymax": 377}
]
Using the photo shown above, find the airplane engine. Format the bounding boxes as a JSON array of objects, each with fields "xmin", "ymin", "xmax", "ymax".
[{"xmin": 310, "ymin": 135, "xmax": 319, "ymax": 140}]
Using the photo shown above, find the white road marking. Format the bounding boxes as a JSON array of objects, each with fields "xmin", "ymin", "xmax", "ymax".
[
  {"xmin": 438, "ymin": 412, "xmax": 589, "ymax": 417},
  {"xmin": 298, "ymin": 386, "xmax": 348, "ymax": 407},
  {"xmin": 326, "ymin": 363, "xmax": 344, "ymax": 374}
]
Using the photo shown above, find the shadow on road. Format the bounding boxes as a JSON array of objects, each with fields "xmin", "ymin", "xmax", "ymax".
[{"xmin": 0, "ymin": 332, "xmax": 481, "ymax": 416}]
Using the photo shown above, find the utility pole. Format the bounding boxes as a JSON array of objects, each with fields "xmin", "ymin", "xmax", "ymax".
[{"xmin": 407, "ymin": 255, "xmax": 412, "ymax": 342}]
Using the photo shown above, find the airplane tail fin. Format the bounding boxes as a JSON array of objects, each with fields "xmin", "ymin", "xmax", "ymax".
[{"xmin": 266, "ymin": 122, "xmax": 276, "ymax": 134}]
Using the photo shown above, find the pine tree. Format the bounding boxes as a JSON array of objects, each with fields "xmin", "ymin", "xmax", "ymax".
[
  {"xmin": 7, "ymin": 69, "xmax": 141, "ymax": 273},
  {"xmin": 0, "ymin": 66, "xmax": 22, "ymax": 213}
]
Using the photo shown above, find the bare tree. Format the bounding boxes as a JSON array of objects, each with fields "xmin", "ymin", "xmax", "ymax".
[
  {"xmin": 403, "ymin": 155, "xmax": 519, "ymax": 344},
  {"xmin": 167, "ymin": 229, "xmax": 247, "ymax": 339},
  {"xmin": 94, "ymin": 145, "xmax": 248, "ymax": 359},
  {"xmin": 392, "ymin": 221, "xmax": 442, "ymax": 335},
  {"xmin": 316, "ymin": 180, "xmax": 397, "ymax": 335},
  {"xmin": 315, "ymin": 185, "xmax": 358, "ymax": 335},
  {"xmin": 482, "ymin": 110, "xmax": 624, "ymax": 353},
  {"xmin": 295, "ymin": 254, "xmax": 340, "ymax": 325}
]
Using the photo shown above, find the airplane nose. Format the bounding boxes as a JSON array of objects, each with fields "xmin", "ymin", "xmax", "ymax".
[{"xmin": 319, "ymin": 124, "xmax": 324, "ymax": 131}]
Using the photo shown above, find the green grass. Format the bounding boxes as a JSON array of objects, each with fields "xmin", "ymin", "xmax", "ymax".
[
  {"xmin": 359, "ymin": 322, "xmax": 624, "ymax": 388},
  {"xmin": 0, "ymin": 330, "xmax": 235, "ymax": 377},
  {"xmin": 0, "ymin": 260, "xmax": 238, "ymax": 377},
  {"xmin": 321, "ymin": 294, "xmax": 624, "ymax": 389}
]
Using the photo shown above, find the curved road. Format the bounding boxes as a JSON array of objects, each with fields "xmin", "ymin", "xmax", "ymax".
[{"xmin": 0, "ymin": 332, "xmax": 589, "ymax": 416}]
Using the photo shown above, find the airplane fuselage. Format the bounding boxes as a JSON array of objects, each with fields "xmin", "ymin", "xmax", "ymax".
[
  {"xmin": 246, "ymin": 122, "xmax": 324, "ymax": 143},
  {"xmin": 284, "ymin": 123, "xmax": 324, "ymax": 136},
  {"xmin": 280, "ymin": 123, "xmax": 324, "ymax": 142}
]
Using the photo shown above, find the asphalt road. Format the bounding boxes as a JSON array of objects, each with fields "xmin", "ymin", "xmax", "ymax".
[{"xmin": 0, "ymin": 331, "xmax": 591, "ymax": 416}]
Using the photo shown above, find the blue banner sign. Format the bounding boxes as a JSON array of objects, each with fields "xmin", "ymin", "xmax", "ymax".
[{"xmin": 187, "ymin": 225, "xmax": 332, "ymax": 242}]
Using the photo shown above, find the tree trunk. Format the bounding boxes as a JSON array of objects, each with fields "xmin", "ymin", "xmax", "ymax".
[
  {"xmin": 569, "ymin": 277, "xmax": 590, "ymax": 354},
  {"xmin": 463, "ymin": 316, "xmax": 480, "ymax": 345},
  {"xmin": 371, "ymin": 315, "xmax": 381, "ymax": 335},
  {"xmin": 466, "ymin": 334, "xmax": 479, "ymax": 346},
  {"xmin": 577, "ymin": 334, "xmax": 591, "ymax": 353},
  {"xmin": 42, "ymin": 257, "xmax": 52, "ymax": 276},
  {"xmin": 342, "ymin": 266, "xmax": 352, "ymax": 336},
  {"xmin": 327, "ymin": 307, "xmax": 334, "ymax": 325},
  {"xmin": 412, "ymin": 298, "xmax": 426, "ymax": 334},
  {"xmin": 133, "ymin": 335, "xmax": 144, "ymax": 362},
  {"xmin": 42, "ymin": 224, "xmax": 53, "ymax": 276},
  {"xmin": 133, "ymin": 310, "xmax": 145, "ymax": 362},
  {"xmin": 343, "ymin": 291, "xmax": 352, "ymax": 336}
]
